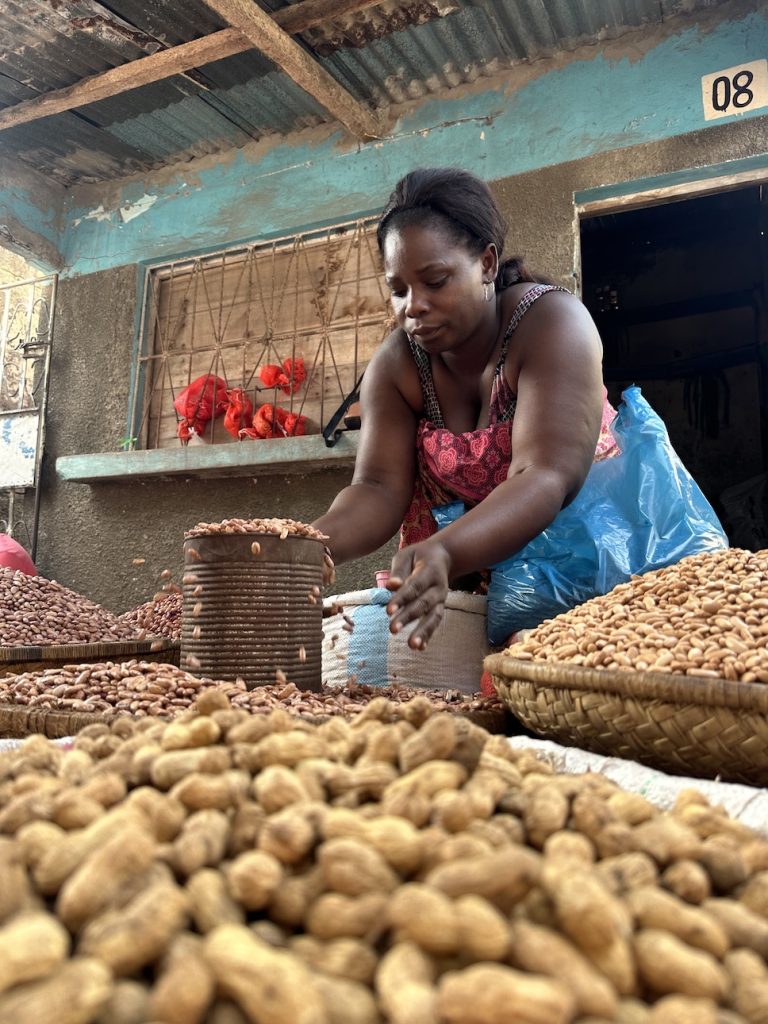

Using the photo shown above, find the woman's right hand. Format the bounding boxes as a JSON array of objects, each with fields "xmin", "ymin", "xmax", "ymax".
[{"xmin": 386, "ymin": 537, "xmax": 452, "ymax": 649}]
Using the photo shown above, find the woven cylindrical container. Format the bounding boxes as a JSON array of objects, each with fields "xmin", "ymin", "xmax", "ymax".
[{"xmin": 181, "ymin": 533, "xmax": 324, "ymax": 691}]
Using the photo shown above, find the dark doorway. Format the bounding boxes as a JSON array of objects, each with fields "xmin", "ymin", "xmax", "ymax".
[{"xmin": 580, "ymin": 183, "xmax": 768, "ymax": 550}]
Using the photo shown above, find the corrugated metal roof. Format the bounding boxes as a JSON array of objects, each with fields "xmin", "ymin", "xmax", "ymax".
[{"xmin": 0, "ymin": 0, "xmax": 735, "ymax": 186}]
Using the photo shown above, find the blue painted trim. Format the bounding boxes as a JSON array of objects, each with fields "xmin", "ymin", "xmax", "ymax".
[{"xmin": 576, "ymin": 152, "xmax": 768, "ymax": 206}]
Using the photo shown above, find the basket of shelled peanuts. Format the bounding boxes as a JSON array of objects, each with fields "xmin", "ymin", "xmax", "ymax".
[
  {"xmin": 3, "ymin": 688, "xmax": 768, "ymax": 1023},
  {"xmin": 485, "ymin": 548, "xmax": 768, "ymax": 786},
  {"xmin": 0, "ymin": 565, "xmax": 180, "ymax": 681}
]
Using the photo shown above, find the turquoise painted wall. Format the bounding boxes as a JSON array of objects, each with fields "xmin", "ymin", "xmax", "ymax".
[
  {"xmin": 0, "ymin": 176, "xmax": 62, "ymax": 271},
  {"xmin": 49, "ymin": 6, "xmax": 768, "ymax": 276}
]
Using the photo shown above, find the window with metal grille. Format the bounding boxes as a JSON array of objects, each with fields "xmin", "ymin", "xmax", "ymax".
[{"xmin": 130, "ymin": 219, "xmax": 393, "ymax": 451}]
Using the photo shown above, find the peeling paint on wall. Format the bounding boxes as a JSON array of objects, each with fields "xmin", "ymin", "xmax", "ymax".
[
  {"xmin": 71, "ymin": 205, "xmax": 113, "ymax": 226},
  {"xmin": 118, "ymin": 194, "xmax": 158, "ymax": 223}
]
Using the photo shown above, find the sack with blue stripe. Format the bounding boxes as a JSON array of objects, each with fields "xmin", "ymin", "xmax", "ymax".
[{"xmin": 321, "ymin": 588, "xmax": 488, "ymax": 693}]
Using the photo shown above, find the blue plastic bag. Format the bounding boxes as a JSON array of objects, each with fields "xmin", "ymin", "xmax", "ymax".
[{"xmin": 433, "ymin": 386, "xmax": 728, "ymax": 644}]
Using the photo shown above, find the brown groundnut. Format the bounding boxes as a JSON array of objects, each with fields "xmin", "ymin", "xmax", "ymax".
[
  {"xmin": 0, "ymin": 912, "xmax": 70, "ymax": 994},
  {"xmin": 0, "ymin": 957, "xmax": 112, "ymax": 1024},
  {"xmin": 436, "ymin": 962, "xmax": 575, "ymax": 1024},
  {"xmin": 634, "ymin": 929, "xmax": 729, "ymax": 1001},
  {"xmin": 227, "ymin": 850, "xmax": 284, "ymax": 910}
]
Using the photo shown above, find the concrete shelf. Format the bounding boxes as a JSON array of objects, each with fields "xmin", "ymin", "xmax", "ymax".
[{"xmin": 56, "ymin": 433, "xmax": 359, "ymax": 483}]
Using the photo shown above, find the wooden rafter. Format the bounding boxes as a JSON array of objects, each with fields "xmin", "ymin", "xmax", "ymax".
[
  {"xmin": 0, "ymin": 30, "xmax": 247, "ymax": 132},
  {"xmin": 200, "ymin": 0, "xmax": 383, "ymax": 139},
  {"xmin": 0, "ymin": 0, "xmax": 388, "ymax": 138}
]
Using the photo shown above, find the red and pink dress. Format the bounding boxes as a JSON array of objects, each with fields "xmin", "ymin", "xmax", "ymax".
[{"xmin": 400, "ymin": 284, "xmax": 619, "ymax": 547}]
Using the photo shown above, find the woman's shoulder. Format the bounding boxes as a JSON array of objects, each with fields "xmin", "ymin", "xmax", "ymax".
[
  {"xmin": 502, "ymin": 281, "xmax": 593, "ymax": 334},
  {"xmin": 363, "ymin": 327, "xmax": 423, "ymax": 408},
  {"xmin": 500, "ymin": 282, "xmax": 601, "ymax": 388}
]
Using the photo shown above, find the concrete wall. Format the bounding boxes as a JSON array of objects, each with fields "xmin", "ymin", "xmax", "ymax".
[{"xmin": 25, "ymin": 0, "xmax": 768, "ymax": 610}]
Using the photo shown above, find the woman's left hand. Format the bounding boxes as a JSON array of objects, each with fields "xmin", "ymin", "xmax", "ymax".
[{"xmin": 386, "ymin": 539, "xmax": 452, "ymax": 649}]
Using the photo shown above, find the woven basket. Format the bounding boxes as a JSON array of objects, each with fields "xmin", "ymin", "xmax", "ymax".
[
  {"xmin": 484, "ymin": 653, "xmax": 768, "ymax": 787},
  {"xmin": 0, "ymin": 702, "xmax": 509, "ymax": 742},
  {"xmin": 0, "ymin": 639, "xmax": 180, "ymax": 679},
  {"xmin": 0, "ymin": 704, "xmax": 121, "ymax": 739}
]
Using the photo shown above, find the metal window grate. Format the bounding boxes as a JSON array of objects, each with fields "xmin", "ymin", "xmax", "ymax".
[{"xmin": 131, "ymin": 219, "xmax": 393, "ymax": 450}]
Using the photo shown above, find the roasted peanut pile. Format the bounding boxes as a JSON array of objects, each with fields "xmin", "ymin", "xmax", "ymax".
[
  {"xmin": 506, "ymin": 548, "xmax": 768, "ymax": 682},
  {"xmin": 0, "ymin": 694, "xmax": 767, "ymax": 1023},
  {"xmin": 0, "ymin": 568, "xmax": 139, "ymax": 648},
  {"xmin": 184, "ymin": 517, "xmax": 329, "ymax": 542},
  {"xmin": 0, "ymin": 659, "xmax": 502, "ymax": 723},
  {"xmin": 119, "ymin": 591, "xmax": 183, "ymax": 641}
]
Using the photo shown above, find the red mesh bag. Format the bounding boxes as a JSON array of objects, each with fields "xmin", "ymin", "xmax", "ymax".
[
  {"xmin": 223, "ymin": 388, "xmax": 254, "ymax": 439},
  {"xmin": 283, "ymin": 411, "xmax": 307, "ymax": 437},
  {"xmin": 174, "ymin": 374, "xmax": 229, "ymax": 440},
  {"xmin": 241, "ymin": 404, "xmax": 308, "ymax": 439},
  {"xmin": 258, "ymin": 357, "xmax": 306, "ymax": 396}
]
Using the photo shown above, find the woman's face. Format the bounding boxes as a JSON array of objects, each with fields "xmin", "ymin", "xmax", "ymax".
[{"xmin": 383, "ymin": 221, "xmax": 496, "ymax": 355}]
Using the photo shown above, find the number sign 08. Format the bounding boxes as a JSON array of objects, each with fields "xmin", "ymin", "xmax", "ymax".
[{"xmin": 701, "ymin": 60, "xmax": 768, "ymax": 121}]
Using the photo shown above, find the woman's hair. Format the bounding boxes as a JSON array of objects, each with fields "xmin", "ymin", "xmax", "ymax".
[{"xmin": 376, "ymin": 167, "xmax": 547, "ymax": 290}]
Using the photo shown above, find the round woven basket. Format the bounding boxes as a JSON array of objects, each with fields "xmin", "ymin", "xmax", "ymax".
[{"xmin": 484, "ymin": 653, "xmax": 768, "ymax": 787}]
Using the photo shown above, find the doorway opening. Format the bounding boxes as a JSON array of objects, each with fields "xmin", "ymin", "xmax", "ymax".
[{"xmin": 580, "ymin": 183, "xmax": 768, "ymax": 550}]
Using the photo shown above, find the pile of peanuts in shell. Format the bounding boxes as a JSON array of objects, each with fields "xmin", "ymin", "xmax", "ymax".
[
  {"xmin": 506, "ymin": 548, "xmax": 768, "ymax": 683},
  {"xmin": 2, "ymin": 692, "xmax": 768, "ymax": 1023},
  {"xmin": 0, "ymin": 568, "xmax": 139, "ymax": 647},
  {"xmin": 119, "ymin": 591, "xmax": 183, "ymax": 641},
  {"xmin": 0, "ymin": 659, "xmax": 504, "ymax": 723}
]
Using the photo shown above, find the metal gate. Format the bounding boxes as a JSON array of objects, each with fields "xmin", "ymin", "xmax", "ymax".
[{"xmin": 0, "ymin": 273, "xmax": 57, "ymax": 560}]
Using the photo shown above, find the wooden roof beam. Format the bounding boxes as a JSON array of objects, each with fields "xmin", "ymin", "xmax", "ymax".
[
  {"xmin": 200, "ymin": 0, "xmax": 384, "ymax": 140},
  {"xmin": 0, "ymin": 29, "xmax": 249, "ymax": 132},
  {"xmin": 0, "ymin": 0, "xmax": 388, "ymax": 136}
]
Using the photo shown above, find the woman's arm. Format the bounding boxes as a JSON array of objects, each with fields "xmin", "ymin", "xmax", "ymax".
[
  {"xmin": 387, "ymin": 291, "xmax": 604, "ymax": 647},
  {"xmin": 313, "ymin": 336, "xmax": 419, "ymax": 563}
]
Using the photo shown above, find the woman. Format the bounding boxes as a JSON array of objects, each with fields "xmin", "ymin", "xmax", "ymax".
[{"xmin": 314, "ymin": 167, "xmax": 617, "ymax": 650}]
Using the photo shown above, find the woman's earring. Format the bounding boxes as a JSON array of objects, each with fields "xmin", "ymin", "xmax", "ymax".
[{"xmin": 483, "ymin": 281, "xmax": 494, "ymax": 302}]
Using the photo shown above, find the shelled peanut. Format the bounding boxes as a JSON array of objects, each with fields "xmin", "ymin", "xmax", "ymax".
[
  {"xmin": 184, "ymin": 517, "xmax": 328, "ymax": 542},
  {"xmin": 506, "ymin": 548, "xmax": 768, "ymax": 682},
  {"xmin": 119, "ymin": 591, "xmax": 182, "ymax": 641},
  {"xmin": 0, "ymin": 661, "xmax": 503, "ymax": 723},
  {"xmin": 1, "ymin": 697, "xmax": 768, "ymax": 1021},
  {"xmin": 0, "ymin": 568, "xmax": 139, "ymax": 647}
]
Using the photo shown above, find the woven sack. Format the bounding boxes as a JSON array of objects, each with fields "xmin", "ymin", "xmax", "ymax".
[{"xmin": 322, "ymin": 588, "xmax": 488, "ymax": 694}]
